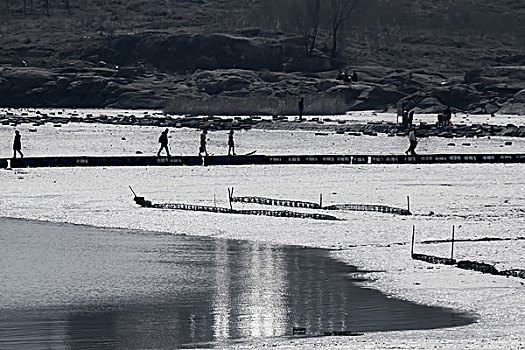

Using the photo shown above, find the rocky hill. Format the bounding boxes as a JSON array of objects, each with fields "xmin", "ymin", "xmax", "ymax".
[{"xmin": 0, "ymin": 0, "xmax": 524, "ymax": 114}]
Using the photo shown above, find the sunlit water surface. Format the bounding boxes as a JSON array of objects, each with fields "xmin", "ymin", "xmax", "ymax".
[{"xmin": 0, "ymin": 218, "xmax": 473, "ymax": 349}]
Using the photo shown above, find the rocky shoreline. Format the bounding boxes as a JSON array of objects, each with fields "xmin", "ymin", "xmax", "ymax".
[
  {"xmin": 1, "ymin": 32, "xmax": 524, "ymax": 115},
  {"xmin": 1, "ymin": 110, "xmax": 524, "ymax": 139}
]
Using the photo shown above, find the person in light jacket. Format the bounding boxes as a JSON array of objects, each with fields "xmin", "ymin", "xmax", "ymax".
[{"xmin": 405, "ymin": 127, "xmax": 418, "ymax": 156}]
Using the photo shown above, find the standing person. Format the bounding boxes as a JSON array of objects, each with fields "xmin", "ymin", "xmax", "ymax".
[
  {"xmin": 401, "ymin": 109, "xmax": 409, "ymax": 128},
  {"xmin": 298, "ymin": 97, "xmax": 304, "ymax": 121},
  {"xmin": 157, "ymin": 128, "xmax": 170, "ymax": 157},
  {"xmin": 13, "ymin": 130, "xmax": 23, "ymax": 158},
  {"xmin": 199, "ymin": 130, "xmax": 208, "ymax": 156},
  {"xmin": 351, "ymin": 70, "xmax": 358, "ymax": 82},
  {"xmin": 408, "ymin": 110, "xmax": 414, "ymax": 127},
  {"xmin": 405, "ymin": 127, "xmax": 418, "ymax": 156},
  {"xmin": 228, "ymin": 129, "xmax": 235, "ymax": 156},
  {"xmin": 444, "ymin": 106, "xmax": 452, "ymax": 126}
]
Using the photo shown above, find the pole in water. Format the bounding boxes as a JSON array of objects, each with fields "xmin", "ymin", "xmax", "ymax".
[
  {"xmin": 407, "ymin": 195, "xmax": 410, "ymax": 213},
  {"xmin": 227, "ymin": 188, "xmax": 233, "ymax": 211},
  {"xmin": 129, "ymin": 186, "xmax": 137, "ymax": 198},
  {"xmin": 411, "ymin": 225, "xmax": 415, "ymax": 257},
  {"xmin": 319, "ymin": 193, "xmax": 323, "ymax": 207},
  {"xmin": 451, "ymin": 225, "xmax": 455, "ymax": 260}
]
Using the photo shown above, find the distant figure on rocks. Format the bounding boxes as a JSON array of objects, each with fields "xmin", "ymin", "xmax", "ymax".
[
  {"xmin": 199, "ymin": 130, "xmax": 208, "ymax": 156},
  {"xmin": 228, "ymin": 129, "xmax": 236, "ymax": 156},
  {"xmin": 351, "ymin": 70, "xmax": 358, "ymax": 82},
  {"xmin": 337, "ymin": 70, "xmax": 350, "ymax": 82},
  {"xmin": 157, "ymin": 128, "xmax": 170, "ymax": 157},
  {"xmin": 298, "ymin": 97, "xmax": 304, "ymax": 121},
  {"xmin": 13, "ymin": 130, "xmax": 23, "ymax": 158},
  {"xmin": 405, "ymin": 127, "xmax": 418, "ymax": 156}
]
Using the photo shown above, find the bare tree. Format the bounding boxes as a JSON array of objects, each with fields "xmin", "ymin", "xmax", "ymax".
[
  {"xmin": 329, "ymin": 0, "xmax": 358, "ymax": 57},
  {"xmin": 294, "ymin": 0, "xmax": 321, "ymax": 55},
  {"xmin": 42, "ymin": 0, "xmax": 49, "ymax": 14},
  {"xmin": 24, "ymin": 0, "xmax": 34, "ymax": 12}
]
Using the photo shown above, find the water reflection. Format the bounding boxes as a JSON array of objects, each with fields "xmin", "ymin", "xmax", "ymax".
[{"xmin": 0, "ymin": 220, "xmax": 474, "ymax": 349}]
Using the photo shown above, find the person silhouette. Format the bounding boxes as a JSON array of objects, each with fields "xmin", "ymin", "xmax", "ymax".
[
  {"xmin": 298, "ymin": 97, "xmax": 304, "ymax": 121},
  {"xmin": 405, "ymin": 127, "xmax": 418, "ymax": 156},
  {"xmin": 408, "ymin": 110, "xmax": 414, "ymax": 127},
  {"xmin": 13, "ymin": 130, "xmax": 23, "ymax": 158},
  {"xmin": 199, "ymin": 130, "xmax": 208, "ymax": 156},
  {"xmin": 228, "ymin": 130, "xmax": 236, "ymax": 156},
  {"xmin": 157, "ymin": 128, "xmax": 170, "ymax": 157}
]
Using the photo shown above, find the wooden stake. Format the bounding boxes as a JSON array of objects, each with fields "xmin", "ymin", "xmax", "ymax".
[
  {"xmin": 407, "ymin": 196, "xmax": 410, "ymax": 213},
  {"xmin": 319, "ymin": 193, "xmax": 323, "ymax": 207},
  {"xmin": 411, "ymin": 225, "xmax": 415, "ymax": 257},
  {"xmin": 227, "ymin": 188, "xmax": 233, "ymax": 211},
  {"xmin": 451, "ymin": 225, "xmax": 455, "ymax": 260}
]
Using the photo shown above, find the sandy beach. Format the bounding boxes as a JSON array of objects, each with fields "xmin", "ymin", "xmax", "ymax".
[{"xmin": 0, "ymin": 109, "xmax": 524, "ymax": 349}]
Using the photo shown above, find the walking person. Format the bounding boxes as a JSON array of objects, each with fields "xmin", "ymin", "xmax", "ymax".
[
  {"xmin": 405, "ymin": 127, "xmax": 418, "ymax": 156},
  {"xmin": 13, "ymin": 130, "xmax": 23, "ymax": 158},
  {"xmin": 199, "ymin": 130, "xmax": 208, "ymax": 156},
  {"xmin": 157, "ymin": 128, "xmax": 170, "ymax": 157},
  {"xmin": 298, "ymin": 97, "xmax": 304, "ymax": 121},
  {"xmin": 228, "ymin": 129, "xmax": 236, "ymax": 156}
]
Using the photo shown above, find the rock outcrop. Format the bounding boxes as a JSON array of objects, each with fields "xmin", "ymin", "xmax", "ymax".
[{"xmin": 1, "ymin": 31, "xmax": 524, "ymax": 114}]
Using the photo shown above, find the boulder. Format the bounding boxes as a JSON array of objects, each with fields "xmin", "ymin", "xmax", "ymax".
[
  {"xmin": 464, "ymin": 69, "xmax": 482, "ymax": 84},
  {"xmin": 414, "ymin": 97, "xmax": 445, "ymax": 113},
  {"xmin": 315, "ymin": 79, "xmax": 340, "ymax": 92},
  {"xmin": 431, "ymin": 86, "xmax": 482, "ymax": 111},
  {"xmin": 498, "ymin": 102, "xmax": 525, "ymax": 115},
  {"xmin": 282, "ymin": 55, "xmax": 333, "ymax": 73},
  {"xmin": 513, "ymin": 89, "xmax": 525, "ymax": 103},
  {"xmin": 117, "ymin": 66, "xmax": 145, "ymax": 78}
]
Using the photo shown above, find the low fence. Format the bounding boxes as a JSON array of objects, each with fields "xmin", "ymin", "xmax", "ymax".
[
  {"xmin": 133, "ymin": 196, "xmax": 340, "ymax": 221},
  {"xmin": 324, "ymin": 203, "xmax": 411, "ymax": 215},
  {"xmin": 411, "ymin": 225, "xmax": 524, "ymax": 279},
  {"xmin": 231, "ymin": 196, "xmax": 321, "ymax": 209},
  {"xmin": 231, "ymin": 195, "xmax": 411, "ymax": 216}
]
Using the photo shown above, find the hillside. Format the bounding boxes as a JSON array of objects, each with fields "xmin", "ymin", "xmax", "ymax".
[{"xmin": 0, "ymin": 0, "xmax": 524, "ymax": 114}]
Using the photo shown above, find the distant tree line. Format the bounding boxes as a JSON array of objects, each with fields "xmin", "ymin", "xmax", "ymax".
[
  {"xmin": 3, "ymin": 0, "xmax": 70, "ymax": 14},
  {"xmin": 251, "ymin": 0, "xmax": 359, "ymax": 57}
]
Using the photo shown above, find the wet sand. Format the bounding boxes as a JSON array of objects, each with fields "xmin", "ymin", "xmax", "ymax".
[{"xmin": 0, "ymin": 218, "xmax": 474, "ymax": 349}]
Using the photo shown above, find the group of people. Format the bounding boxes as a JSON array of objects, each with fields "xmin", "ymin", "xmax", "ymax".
[
  {"xmin": 10, "ymin": 106, "xmax": 434, "ymax": 159},
  {"xmin": 157, "ymin": 128, "xmax": 236, "ymax": 157},
  {"xmin": 437, "ymin": 106, "xmax": 452, "ymax": 128},
  {"xmin": 336, "ymin": 69, "xmax": 358, "ymax": 83},
  {"xmin": 10, "ymin": 125, "xmax": 419, "ymax": 159}
]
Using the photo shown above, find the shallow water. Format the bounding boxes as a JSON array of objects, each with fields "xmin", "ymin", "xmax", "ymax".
[{"xmin": 0, "ymin": 218, "xmax": 473, "ymax": 349}]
